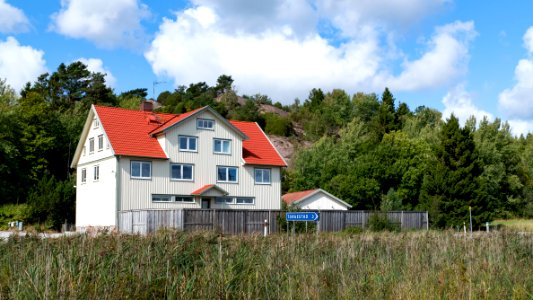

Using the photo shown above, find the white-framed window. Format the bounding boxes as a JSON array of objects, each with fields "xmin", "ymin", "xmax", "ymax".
[
  {"xmin": 131, "ymin": 161, "xmax": 151, "ymax": 179},
  {"xmin": 171, "ymin": 164, "xmax": 193, "ymax": 181},
  {"xmin": 152, "ymin": 195, "xmax": 172, "ymax": 202},
  {"xmin": 93, "ymin": 165, "xmax": 99, "ymax": 181},
  {"xmin": 175, "ymin": 196, "xmax": 194, "ymax": 203},
  {"xmin": 152, "ymin": 195, "xmax": 194, "ymax": 203},
  {"xmin": 93, "ymin": 118, "xmax": 100, "ymax": 128},
  {"xmin": 81, "ymin": 168, "xmax": 86, "ymax": 183},
  {"xmin": 197, "ymin": 118, "xmax": 214, "ymax": 130},
  {"xmin": 98, "ymin": 135, "xmax": 104, "ymax": 151},
  {"xmin": 217, "ymin": 166, "xmax": 238, "ymax": 183},
  {"xmin": 179, "ymin": 135, "xmax": 197, "ymax": 152},
  {"xmin": 215, "ymin": 197, "xmax": 255, "ymax": 205},
  {"xmin": 89, "ymin": 138, "xmax": 94, "ymax": 154},
  {"xmin": 236, "ymin": 197, "xmax": 254, "ymax": 204},
  {"xmin": 255, "ymin": 168, "xmax": 271, "ymax": 185},
  {"xmin": 213, "ymin": 139, "xmax": 231, "ymax": 154},
  {"xmin": 215, "ymin": 197, "xmax": 234, "ymax": 204}
]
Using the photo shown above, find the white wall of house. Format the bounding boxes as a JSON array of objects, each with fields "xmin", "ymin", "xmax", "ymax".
[
  {"xmin": 76, "ymin": 156, "xmax": 118, "ymax": 229},
  {"xmin": 118, "ymin": 110, "xmax": 281, "ymax": 211},
  {"xmin": 76, "ymin": 114, "xmax": 117, "ymax": 229},
  {"xmin": 296, "ymin": 192, "xmax": 349, "ymax": 210}
]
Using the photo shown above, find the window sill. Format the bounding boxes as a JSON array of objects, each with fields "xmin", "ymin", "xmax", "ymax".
[
  {"xmin": 179, "ymin": 150, "xmax": 198, "ymax": 153},
  {"xmin": 131, "ymin": 177, "xmax": 152, "ymax": 180},
  {"xmin": 170, "ymin": 179, "xmax": 194, "ymax": 182}
]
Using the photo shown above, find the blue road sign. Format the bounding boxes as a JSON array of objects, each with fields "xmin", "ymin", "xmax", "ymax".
[{"xmin": 286, "ymin": 212, "xmax": 320, "ymax": 221}]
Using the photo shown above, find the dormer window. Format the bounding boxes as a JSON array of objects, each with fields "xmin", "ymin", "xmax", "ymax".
[{"xmin": 197, "ymin": 118, "xmax": 214, "ymax": 130}]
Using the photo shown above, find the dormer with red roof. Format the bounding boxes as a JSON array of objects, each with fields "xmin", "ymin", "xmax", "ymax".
[{"xmin": 71, "ymin": 104, "xmax": 286, "ymax": 231}]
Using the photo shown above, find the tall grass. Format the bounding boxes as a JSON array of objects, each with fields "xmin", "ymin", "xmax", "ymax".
[{"xmin": 0, "ymin": 231, "xmax": 531, "ymax": 299}]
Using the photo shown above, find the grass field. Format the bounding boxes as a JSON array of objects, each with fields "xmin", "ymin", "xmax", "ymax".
[
  {"xmin": 492, "ymin": 219, "xmax": 533, "ymax": 232},
  {"xmin": 0, "ymin": 230, "xmax": 531, "ymax": 299}
]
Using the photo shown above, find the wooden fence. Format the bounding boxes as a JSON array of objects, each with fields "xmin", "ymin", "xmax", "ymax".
[{"xmin": 118, "ymin": 209, "xmax": 429, "ymax": 235}]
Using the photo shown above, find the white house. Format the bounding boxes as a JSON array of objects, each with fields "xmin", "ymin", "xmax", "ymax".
[
  {"xmin": 282, "ymin": 189, "xmax": 352, "ymax": 210},
  {"xmin": 71, "ymin": 104, "xmax": 287, "ymax": 231}
]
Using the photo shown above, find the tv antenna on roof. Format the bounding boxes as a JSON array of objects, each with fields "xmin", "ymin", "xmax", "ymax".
[{"xmin": 152, "ymin": 81, "xmax": 167, "ymax": 100}]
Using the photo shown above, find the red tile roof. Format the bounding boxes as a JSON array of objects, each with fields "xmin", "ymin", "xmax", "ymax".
[
  {"xmin": 282, "ymin": 189, "xmax": 318, "ymax": 205},
  {"xmin": 95, "ymin": 106, "xmax": 174, "ymax": 159},
  {"xmin": 149, "ymin": 107, "xmax": 204, "ymax": 135},
  {"xmin": 93, "ymin": 105, "xmax": 286, "ymax": 166},
  {"xmin": 191, "ymin": 184, "xmax": 228, "ymax": 196},
  {"xmin": 230, "ymin": 121, "xmax": 287, "ymax": 167}
]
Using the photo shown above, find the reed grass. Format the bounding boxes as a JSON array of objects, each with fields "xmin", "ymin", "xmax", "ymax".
[{"xmin": 0, "ymin": 230, "xmax": 531, "ymax": 299}]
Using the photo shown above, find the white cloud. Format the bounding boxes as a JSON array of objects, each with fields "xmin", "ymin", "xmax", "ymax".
[
  {"xmin": 75, "ymin": 58, "xmax": 116, "ymax": 87},
  {"xmin": 442, "ymin": 84, "xmax": 493, "ymax": 126},
  {"xmin": 318, "ymin": 0, "xmax": 448, "ymax": 37},
  {"xmin": 0, "ymin": 37, "xmax": 47, "ymax": 91},
  {"xmin": 523, "ymin": 26, "xmax": 533, "ymax": 53},
  {"xmin": 0, "ymin": 0, "xmax": 30, "ymax": 33},
  {"xmin": 50, "ymin": 0, "xmax": 150, "ymax": 48},
  {"xmin": 145, "ymin": 2, "xmax": 470, "ymax": 103},
  {"xmin": 379, "ymin": 21, "xmax": 476, "ymax": 91},
  {"xmin": 497, "ymin": 27, "xmax": 533, "ymax": 135},
  {"xmin": 506, "ymin": 119, "xmax": 533, "ymax": 136}
]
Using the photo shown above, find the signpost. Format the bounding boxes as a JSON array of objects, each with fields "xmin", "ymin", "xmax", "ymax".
[
  {"xmin": 286, "ymin": 212, "xmax": 320, "ymax": 234},
  {"xmin": 286, "ymin": 212, "xmax": 320, "ymax": 221}
]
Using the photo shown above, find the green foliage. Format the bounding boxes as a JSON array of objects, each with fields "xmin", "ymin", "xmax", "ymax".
[
  {"xmin": 26, "ymin": 175, "xmax": 75, "ymax": 230},
  {"xmin": 264, "ymin": 113, "xmax": 291, "ymax": 136},
  {"xmin": 0, "ymin": 204, "xmax": 29, "ymax": 229}
]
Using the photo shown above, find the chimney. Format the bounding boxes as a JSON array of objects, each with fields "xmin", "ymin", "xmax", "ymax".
[{"xmin": 140, "ymin": 100, "xmax": 153, "ymax": 112}]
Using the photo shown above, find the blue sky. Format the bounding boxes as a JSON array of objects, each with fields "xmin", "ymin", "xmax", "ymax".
[{"xmin": 1, "ymin": 0, "xmax": 532, "ymax": 135}]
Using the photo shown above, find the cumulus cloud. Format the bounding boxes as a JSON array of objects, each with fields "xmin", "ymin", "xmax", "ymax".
[
  {"xmin": 318, "ymin": 0, "xmax": 448, "ymax": 37},
  {"xmin": 145, "ymin": 1, "xmax": 472, "ymax": 103},
  {"xmin": 380, "ymin": 21, "xmax": 476, "ymax": 91},
  {"xmin": 0, "ymin": 0, "xmax": 30, "ymax": 33},
  {"xmin": 0, "ymin": 37, "xmax": 47, "ymax": 91},
  {"xmin": 75, "ymin": 58, "xmax": 116, "ymax": 87},
  {"xmin": 50, "ymin": 0, "xmax": 150, "ymax": 48},
  {"xmin": 441, "ymin": 84, "xmax": 493, "ymax": 126},
  {"xmin": 497, "ymin": 26, "xmax": 533, "ymax": 135}
]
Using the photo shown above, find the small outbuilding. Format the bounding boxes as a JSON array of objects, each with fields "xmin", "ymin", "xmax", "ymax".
[{"xmin": 282, "ymin": 189, "xmax": 352, "ymax": 210}]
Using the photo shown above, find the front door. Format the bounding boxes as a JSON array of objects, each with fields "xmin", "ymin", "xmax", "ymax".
[{"xmin": 201, "ymin": 198, "xmax": 210, "ymax": 209}]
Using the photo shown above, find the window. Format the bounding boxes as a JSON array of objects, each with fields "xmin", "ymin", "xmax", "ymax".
[
  {"xmin": 93, "ymin": 165, "xmax": 99, "ymax": 181},
  {"xmin": 89, "ymin": 138, "xmax": 94, "ymax": 154},
  {"xmin": 175, "ymin": 196, "xmax": 194, "ymax": 203},
  {"xmin": 81, "ymin": 168, "xmax": 86, "ymax": 183},
  {"xmin": 152, "ymin": 195, "xmax": 172, "ymax": 202},
  {"xmin": 214, "ymin": 139, "xmax": 231, "ymax": 154},
  {"xmin": 93, "ymin": 118, "xmax": 100, "ymax": 128},
  {"xmin": 236, "ymin": 197, "xmax": 254, "ymax": 204},
  {"xmin": 179, "ymin": 136, "xmax": 197, "ymax": 152},
  {"xmin": 197, "ymin": 118, "xmax": 214, "ymax": 130},
  {"xmin": 217, "ymin": 166, "xmax": 238, "ymax": 183},
  {"xmin": 152, "ymin": 195, "xmax": 195, "ymax": 203},
  {"xmin": 255, "ymin": 168, "xmax": 271, "ymax": 184},
  {"xmin": 215, "ymin": 197, "xmax": 255, "ymax": 205},
  {"xmin": 215, "ymin": 197, "xmax": 234, "ymax": 204},
  {"xmin": 98, "ymin": 135, "xmax": 104, "ymax": 151},
  {"xmin": 131, "ymin": 161, "xmax": 151, "ymax": 179},
  {"xmin": 171, "ymin": 164, "xmax": 193, "ymax": 181}
]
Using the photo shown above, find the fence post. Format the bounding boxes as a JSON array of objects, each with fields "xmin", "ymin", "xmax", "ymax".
[
  {"xmin": 400, "ymin": 211, "xmax": 404, "ymax": 230},
  {"xmin": 426, "ymin": 212, "xmax": 429, "ymax": 230}
]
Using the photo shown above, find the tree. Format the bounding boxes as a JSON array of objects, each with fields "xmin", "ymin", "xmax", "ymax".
[{"xmin": 420, "ymin": 114, "xmax": 482, "ymax": 228}]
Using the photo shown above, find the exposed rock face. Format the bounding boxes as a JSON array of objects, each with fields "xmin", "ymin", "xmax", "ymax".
[
  {"xmin": 268, "ymin": 135, "xmax": 294, "ymax": 165},
  {"xmin": 259, "ymin": 104, "xmax": 289, "ymax": 117}
]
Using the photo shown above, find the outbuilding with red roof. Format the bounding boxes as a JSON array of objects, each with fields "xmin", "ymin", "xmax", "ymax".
[{"xmin": 282, "ymin": 189, "xmax": 352, "ymax": 210}]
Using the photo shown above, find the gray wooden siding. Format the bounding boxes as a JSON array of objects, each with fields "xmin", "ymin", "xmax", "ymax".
[{"xmin": 118, "ymin": 209, "xmax": 428, "ymax": 235}]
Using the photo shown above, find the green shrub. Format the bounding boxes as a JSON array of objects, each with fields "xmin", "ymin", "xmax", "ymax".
[{"xmin": 264, "ymin": 113, "xmax": 291, "ymax": 136}]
